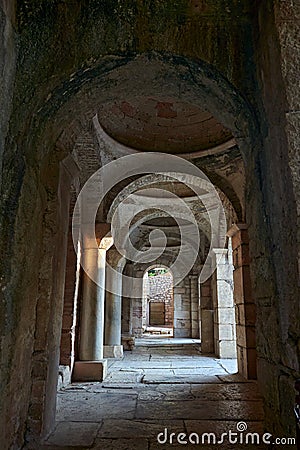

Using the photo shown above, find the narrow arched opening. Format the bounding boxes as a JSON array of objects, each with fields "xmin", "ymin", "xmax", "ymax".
[{"xmin": 142, "ymin": 266, "xmax": 174, "ymax": 337}]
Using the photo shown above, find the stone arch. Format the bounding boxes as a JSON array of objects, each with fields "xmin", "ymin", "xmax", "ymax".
[
  {"xmin": 34, "ymin": 52, "xmax": 260, "ymax": 165},
  {"xmin": 1, "ymin": 52, "xmax": 265, "ymax": 444}
]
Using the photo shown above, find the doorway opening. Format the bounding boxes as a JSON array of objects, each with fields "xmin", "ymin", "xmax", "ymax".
[{"xmin": 142, "ymin": 266, "xmax": 174, "ymax": 337}]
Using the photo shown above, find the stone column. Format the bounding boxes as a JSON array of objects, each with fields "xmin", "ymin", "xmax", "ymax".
[
  {"xmin": 190, "ymin": 275, "xmax": 200, "ymax": 339},
  {"xmin": 200, "ymin": 258, "xmax": 214, "ymax": 354},
  {"xmin": 212, "ymin": 248, "xmax": 237, "ymax": 359},
  {"xmin": 173, "ymin": 277, "xmax": 191, "ymax": 338},
  {"xmin": 131, "ymin": 297, "xmax": 143, "ymax": 336},
  {"xmin": 73, "ymin": 228, "xmax": 113, "ymax": 381},
  {"xmin": 121, "ymin": 263, "xmax": 136, "ymax": 351},
  {"xmin": 227, "ymin": 224, "xmax": 257, "ymax": 379},
  {"xmin": 104, "ymin": 249, "xmax": 124, "ymax": 358},
  {"xmin": 130, "ymin": 269, "xmax": 144, "ymax": 336}
]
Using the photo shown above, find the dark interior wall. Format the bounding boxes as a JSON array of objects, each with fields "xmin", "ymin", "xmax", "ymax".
[
  {"xmin": 14, "ymin": 0, "xmax": 257, "ymax": 100},
  {"xmin": 0, "ymin": 2, "xmax": 23, "ymax": 447},
  {"xmin": 253, "ymin": 0, "xmax": 300, "ymax": 436},
  {"xmin": 0, "ymin": 1, "xmax": 16, "ymax": 180},
  {"xmin": 0, "ymin": 1, "xmax": 298, "ymax": 448}
]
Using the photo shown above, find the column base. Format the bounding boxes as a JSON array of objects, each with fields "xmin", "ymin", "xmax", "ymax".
[
  {"xmin": 72, "ymin": 360, "xmax": 107, "ymax": 382},
  {"xmin": 216, "ymin": 340, "xmax": 237, "ymax": 359},
  {"xmin": 57, "ymin": 365, "xmax": 71, "ymax": 390},
  {"xmin": 103, "ymin": 345, "xmax": 123, "ymax": 358},
  {"xmin": 121, "ymin": 336, "xmax": 135, "ymax": 351},
  {"xmin": 237, "ymin": 346, "xmax": 257, "ymax": 379}
]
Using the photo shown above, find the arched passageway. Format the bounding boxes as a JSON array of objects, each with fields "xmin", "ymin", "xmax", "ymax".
[
  {"xmin": 1, "ymin": 3, "xmax": 299, "ymax": 448},
  {"xmin": 8, "ymin": 53, "xmax": 260, "ymax": 445},
  {"xmin": 142, "ymin": 267, "xmax": 174, "ymax": 336}
]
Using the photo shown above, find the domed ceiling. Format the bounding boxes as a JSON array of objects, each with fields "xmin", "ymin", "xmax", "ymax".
[{"xmin": 98, "ymin": 96, "xmax": 232, "ymax": 154}]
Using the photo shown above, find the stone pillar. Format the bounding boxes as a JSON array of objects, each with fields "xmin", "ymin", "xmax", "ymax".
[
  {"xmin": 200, "ymin": 278, "xmax": 214, "ymax": 353},
  {"xmin": 212, "ymin": 248, "xmax": 237, "ymax": 359},
  {"xmin": 130, "ymin": 269, "xmax": 144, "ymax": 336},
  {"xmin": 79, "ymin": 247, "xmax": 106, "ymax": 361},
  {"xmin": 142, "ymin": 271, "xmax": 149, "ymax": 330},
  {"xmin": 121, "ymin": 263, "xmax": 136, "ymax": 350},
  {"xmin": 227, "ymin": 224, "xmax": 257, "ymax": 379},
  {"xmin": 73, "ymin": 228, "xmax": 113, "ymax": 381},
  {"xmin": 190, "ymin": 275, "xmax": 200, "ymax": 339},
  {"xmin": 104, "ymin": 249, "xmax": 124, "ymax": 358},
  {"xmin": 131, "ymin": 297, "xmax": 143, "ymax": 336},
  {"xmin": 173, "ymin": 277, "xmax": 191, "ymax": 338},
  {"xmin": 60, "ymin": 220, "xmax": 80, "ymax": 372}
]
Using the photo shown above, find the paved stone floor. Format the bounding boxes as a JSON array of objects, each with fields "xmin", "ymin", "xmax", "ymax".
[{"xmin": 42, "ymin": 339, "xmax": 269, "ymax": 449}]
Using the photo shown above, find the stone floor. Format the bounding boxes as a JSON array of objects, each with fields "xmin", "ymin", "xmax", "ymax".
[{"xmin": 42, "ymin": 339, "xmax": 269, "ymax": 449}]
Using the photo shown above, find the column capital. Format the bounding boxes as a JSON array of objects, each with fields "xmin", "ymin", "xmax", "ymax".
[
  {"xmin": 96, "ymin": 223, "xmax": 111, "ymax": 245},
  {"xmin": 99, "ymin": 236, "xmax": 114, "ymax": 251},
  {"xmin": 82, "ymin": 223, "xmax": 111, "ymax": 249},
  {"xmin": 189, "ymin": 273, "xmax": 198, "ymax": 279},
  {"xmin": 227, "ymin": 223, "xmax": 248, "ymax": 238},
  {"xmin": 212, "ymin": 248, "xmax": 228, "ymax": 266},
  {"xmin": 106, "ymin": 247, "xmax": 125, "ymax": 269},
  {"xmin": 212, "ymin": 248, "xmax": 228, "ymax": 255}
]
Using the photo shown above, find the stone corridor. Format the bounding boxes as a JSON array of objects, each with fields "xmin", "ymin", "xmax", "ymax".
[
  {"xmin": 1, "ymin": 2, "xmax": 300, "ymax": 448},
  {"xmin": 41, "ymin": 339, "xmax": 267, "ymax": 450}
]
